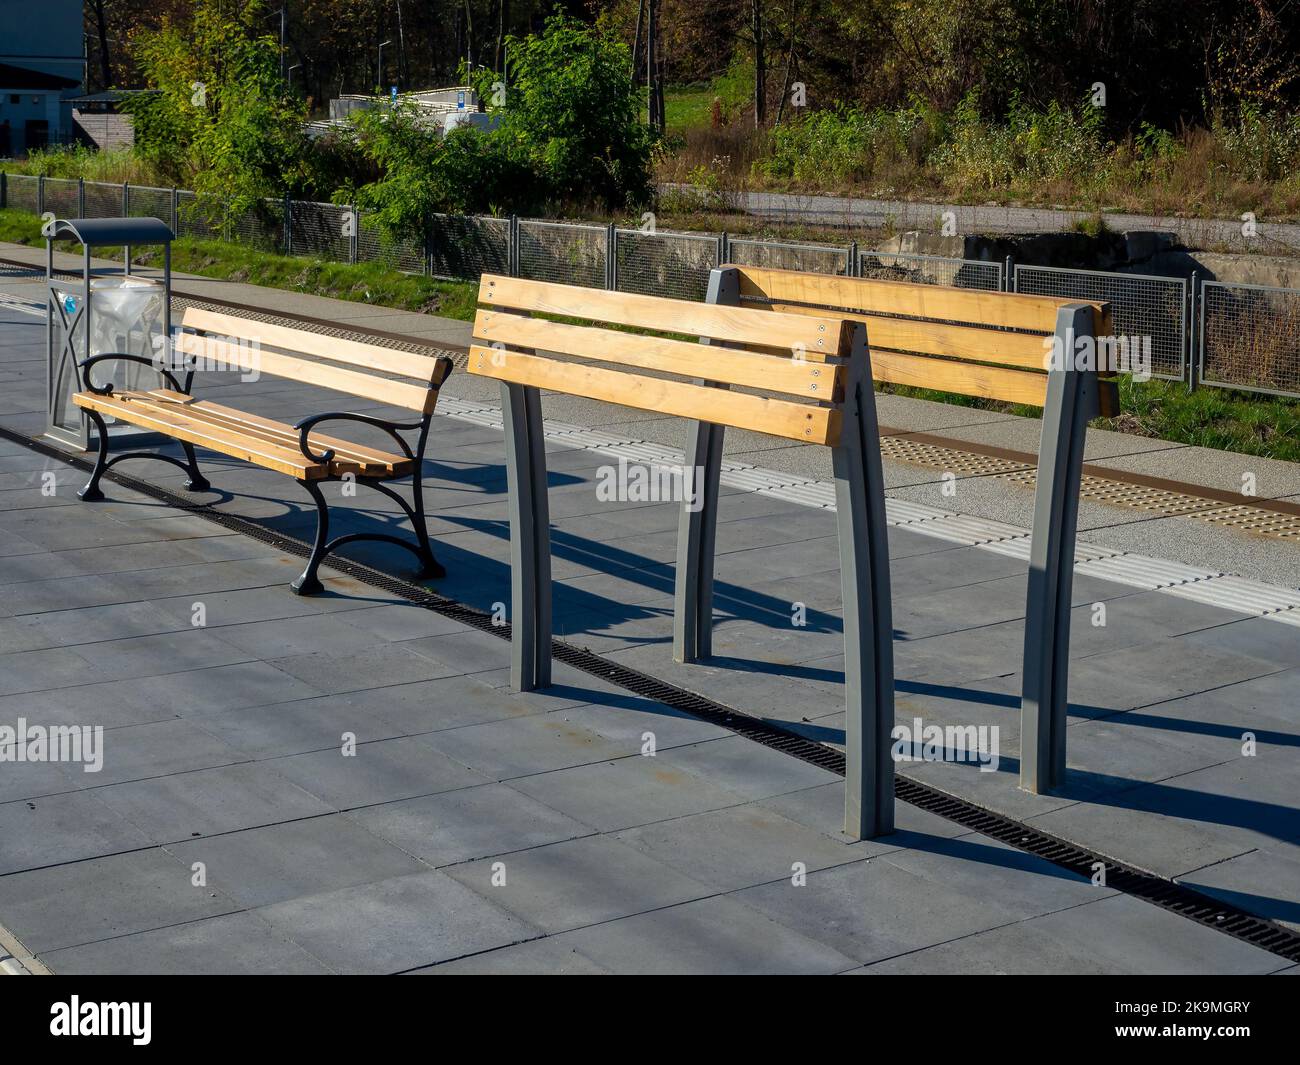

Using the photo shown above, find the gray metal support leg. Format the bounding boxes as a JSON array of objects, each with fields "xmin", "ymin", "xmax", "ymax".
[
  {"xmin": 674, "ymin": 419, "xmax": 724, "ymax": 662},
  {"xmin": 1020, "ymin": 304, "xmax": 1100, "ymax": 793},
  {"xmin": 673, "ymin": 266, "xmax": 740, "ymax": 664},
  {"xmin": 502, "ymin": 381, "xmax": 552, "ymax": 691},
  {"xmin": 833, "ymin": 323, "xmax": 895, "ymax": 839}
]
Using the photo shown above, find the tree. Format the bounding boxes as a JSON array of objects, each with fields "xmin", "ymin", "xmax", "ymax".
[
  {"xmin": 473, "ymin": 11, "xmax": 656, "ymax": 208},
  {"xmin": 124, "ymin": 0, "xmax": 312, "ymax": 220}
]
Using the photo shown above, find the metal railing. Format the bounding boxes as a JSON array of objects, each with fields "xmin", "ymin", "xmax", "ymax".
[
  {"xmin": 1014, "ymin": 264, "xmax": 1187, "ymax": 382},
  {"xmin": 5, "ymin": 173, "xmax": 1300, "ymax": 400},
  {"xmin": 1199, "ymin": 281, "xmax": 1300, "ymax": 398}
]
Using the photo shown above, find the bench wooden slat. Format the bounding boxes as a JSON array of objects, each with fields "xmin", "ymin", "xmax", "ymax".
[
  {"xmin": 735, "ymin": 265, "xmax": 1100, "ymax": 334},
  {"xmin": 142, "ymin": 390, "xmax": 411, "ymax": 477},
  {"xmin": 73, "ymin": 391, "xmax": 335, "ymax": 478},
  {"xmin": 754, "ymin": 301, "xmax": 1052, "ymax": 371},
  {"xmin": 175, "ymin": 332, "xmax": 438, "ymax": 414},
  {"xmin": 479, "ymin": 275, "xmax": 847, "ymax": 355},
  {"xmin": 469, "ymin": 344, "xmax": 841, "ymax": 445},
  {"xmin": 473, "ymin": 310, "xmax": 842, "ymax": 397},
  {"xmin": 181, "ymin": 307, "xmax": 445, "ymax": 382},
  {"xmin": 870, "ymin": 350, "xmax": 1049, "ymax": 406}
]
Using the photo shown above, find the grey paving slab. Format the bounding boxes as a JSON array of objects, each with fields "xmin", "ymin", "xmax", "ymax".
[
  {"xmin": 165, "ymin": 814, "xmax": 429, "ymax": 908},
  {"xmin": 418, "ymin": 712, "xmax": 629, "ymax": 781},
  {"xmin": 0, "ymin": 789, "xmax": 153, "ymax": 873},
  {"xmin": 553, "ymin": 894, "xmax": 862, "ymax": 974},
  {"xmin": 508, "ymin": 754, "xmax": 755, "ymax": 834},
  {"xmin": 267, "ymin": 735, "xmax": 489, "ymax": 809},
  {"xmin": 253, "ymin": 869, "xmax": 537, "ymax": 974},
  {"xmin": 95, "ymin": 761, "xmax": 334, "ymax": 843},
  {"xmin": 39, "ymin": 911, "xmax": 334, "ymax": 975},
  {"xmin": 346, "ymin": 782, "xmax": 594, "ymax": 868},
  {"xmin": 443, "ymin": 834, "xmax": 715, "ymax": 935},
  {"xmin": 0, "ymin": 848, "xmax": 239, "ymax": 954},
  {"xmin": 411, "ymin": 934, "xmax": 611, "ymax": 974}
]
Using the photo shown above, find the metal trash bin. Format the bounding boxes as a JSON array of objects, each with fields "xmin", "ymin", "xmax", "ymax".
[{"xmin": 45, "ymin": 216, "xmax": 174, "ymax": 450}]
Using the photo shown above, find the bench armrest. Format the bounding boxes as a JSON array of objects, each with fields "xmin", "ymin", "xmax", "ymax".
[
  {"xmin": 79, "ymin": 353, "xmax": 189, "ymax": 396},
  {"xmin": 292, "ymin": 411, "xmax": 420, "ymax": 465}
]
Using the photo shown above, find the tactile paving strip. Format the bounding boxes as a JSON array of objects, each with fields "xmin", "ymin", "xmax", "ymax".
[{"xmin": 880, "ymin": 434, "xmax": 1028, "ymax": 476}]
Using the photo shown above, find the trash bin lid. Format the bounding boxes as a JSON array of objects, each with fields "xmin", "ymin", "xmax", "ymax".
[{"xmin": 46, "ymin": 217, "xmax": 174, "ymax": 246}]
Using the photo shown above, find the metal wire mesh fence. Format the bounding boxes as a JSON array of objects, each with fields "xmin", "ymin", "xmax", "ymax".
[
  {"xmin": 1015, "ymin": 265, "xmax": 1186, "ymax": 380},
  {"xmin": 82, "ymin": 181, "xmax": 124, "ymax": 218},
  {"xmin": 42, "ymin": 177, "xmax": 81, "ymax": 219},
  {"xmin": 858, "ymin": 250, "xmax": 1001, "ymax": 291},
  {"xmin": 125, "ymin": 185, "xmax": 174, "ymax": 227},
  {"xmin": 1200, "ymin": 282, "xmax": 1300, "ymax": 398},
  {"xmin": 356, "ymin": 214, "xmax": 425, "ymax": 273},
  {"xmin": 428, "ymin": 214, "xmax": 510, "ymax": 280},
  {"xmin": 614, "ymin": 228, "xmax": 719, "ymax": 300},
  {"xmin": 288, "ymin": 200, "xmax": 351, "ymax": 262},
  {"xmin": 4, "ymin": 173, "xmax": 40, "ymax": 213},
  {"xmin": 517, "ymin": 219, "xmax": 606, "ymax": 288},
  {"xmin": 12, "ymin": 171, "xmax": 1300, "ymax": 398},
  {"xmin": 727, "ymin": 237, "xmax": 851, "ymax": 275}
]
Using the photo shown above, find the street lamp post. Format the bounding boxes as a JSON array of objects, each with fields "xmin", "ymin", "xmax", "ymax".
[{"xmin": 377, "ymin": 40, "xmax": 393, "ymax": 93}]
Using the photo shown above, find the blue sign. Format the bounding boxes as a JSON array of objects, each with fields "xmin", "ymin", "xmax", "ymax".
[
  {"xmin": 390, "ymin": 85, "xmax": 398, "ymax": 101},
  {"xmin": 457, "ymin": 90, "xmax": 466, "ymax": 110}
]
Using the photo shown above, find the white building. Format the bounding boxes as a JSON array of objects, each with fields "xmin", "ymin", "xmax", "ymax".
[{"xmin": 0, "ymin": 0, "xmax": 85, "ymax": 156}]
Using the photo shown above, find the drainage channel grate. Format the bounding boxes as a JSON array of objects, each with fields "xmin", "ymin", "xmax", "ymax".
[{"xmin": 4, "ymin": 421, "xmax": 1299, "ymax": 965}]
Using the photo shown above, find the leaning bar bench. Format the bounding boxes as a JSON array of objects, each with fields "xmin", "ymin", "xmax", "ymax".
[
  {"xmin": 679, "ymin": 265, "xmax": 1118, "ymax": 795},
  {"xmin": 469, "ymin": 273, "xmax": 896, "ymax": 839},
  {"xmin": 72, "ymin": 306, "xmax": 454, "ymax": 594}
]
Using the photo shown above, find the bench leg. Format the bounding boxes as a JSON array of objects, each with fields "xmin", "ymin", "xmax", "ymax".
[
  {"xmin": 407, "ymin": 465, "xmax": 445, "ymax": 579},
  {"xmin": 78, "ymin": 410, "xmax": 110, "ymax": 502},
  {"xmin": 1020, "ymin": 304, "xmax": 1098, "ymax": 793},
  {"xmin": 502, "ymin": 382, "xmax": 551, "ymax": 691},
  {"xmin": 673, "ymin": 418, "xmax": 724, "ymax": 662},
  {"xmin": 833, "ymin": 327, "xmax": 895, "ymax": 840},
  {"xmin": 180, "ymin": 442, "xmax": 210, "ymax": 493},
  {"xmin": 291, "ymin": 478, "xmax": 330, "ymax": 596}
]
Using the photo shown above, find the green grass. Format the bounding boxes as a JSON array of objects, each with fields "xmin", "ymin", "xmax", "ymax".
[
  {"xmin": 3, "ymin": 206, "xmax": 1297, "ymax": 461},
  {"xmin": 0, "ymin": 208, "xmax": 478, "ymax": 322},
  {"xmin": 664, "ymin": 86, "xmax": 722, "ymax": 133}
]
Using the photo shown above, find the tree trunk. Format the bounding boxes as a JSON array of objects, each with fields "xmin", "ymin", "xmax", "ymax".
[
  {"xmin": 752, "ymin": 0, "xmax": 766, "ymax": 128},
  {"xmin": 495, "ymin": 0, "xmax": 510, "ymax": 74},
  {"xmin": 92, "ymin": 0, "xmax": 112, "ymax": 90}
]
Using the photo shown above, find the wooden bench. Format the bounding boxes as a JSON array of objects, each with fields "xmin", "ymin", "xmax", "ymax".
[
  {"xmin": 469, "ymin": 273, "xmax": 896, "ymax": 839},
  {"xmin": 681, "ymin": 265, "xmax": 1119, "ymax": 795},
  {"xmin": 72, "ymin": 307, "xmax": 454, "ymax": 594}
]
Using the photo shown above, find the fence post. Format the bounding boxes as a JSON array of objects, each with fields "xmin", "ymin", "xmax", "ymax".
[
  {"xmin": 283, "ymin": 194, "xmax": 292, "ymax": 255},
  {"xmin": 606, "ymin": 223, "xmax": 616, "ymax": 290},
  {"xmin": 77, "ymin": 178, "xmax": 85, "ymax": 217},
  {"xmin": 1187, "ymin": 271, "xmax": 1199, "ymax": 393},
  {"xmin": 349, "ymin": 204, "xmax": 358, "ymax": 264},
  {"xmin": 0, "ymin": 171, "xmax": 6, "ymax": 210},
  {"xmin": 121, "ymin": 181, "xmax": 128, "ymax": 217},
  {"xmin": 170, "ymin": 187, "xmax": 178, "ymax": 232},
  {"xmin": 36, "ymin": 175, "xmax": 44, "ymax": 216},
  {"xmin": 848, "ymin": 240, "xmax": 858, "ymax": 277},
  {"xmin": 1005, "ymin": 254, "xmax": 1015, "ymax": 292},
  {"xmin": 509, "ymin": 214, "xmax": 519, "ymax": 277},
  {"xmin": 719, "ymin": 231, "xmax": 729, "ymax": 265}
]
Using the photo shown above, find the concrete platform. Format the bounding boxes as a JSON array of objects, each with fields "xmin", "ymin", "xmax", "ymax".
[{"xmin": 0, "ymin": 276, "xmax": 1296, "ymax": 973}]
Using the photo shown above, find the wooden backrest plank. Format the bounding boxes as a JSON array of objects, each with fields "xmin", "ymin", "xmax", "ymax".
[
  {"xmin": 473, "ymin": 309, "xmax": 842, "ymax": 398},
  {"xmin": 756, "ymin": 300, "xmax": 1052, "ymax": 370},
  {"xmin": 175, "ymin": 332, "xmax": 437, "ymax": 413},
  {"xmin": 478, "ymin": 274, "xmax": 848, "ymax": 356},
  {"xmin": 734, "ymin": 265, "xmax": 1102, "ymax": 334},
  {"xmin": 181, "ymin": 307, "xmax": 446, "ymax": 383},
  {"xmin": 469, "ymin": 344, "xmax": 840, "ymax": 445},
  {"xmin": 870, "ymin": 350, "xmax": 1048, "ymax": 406}
]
